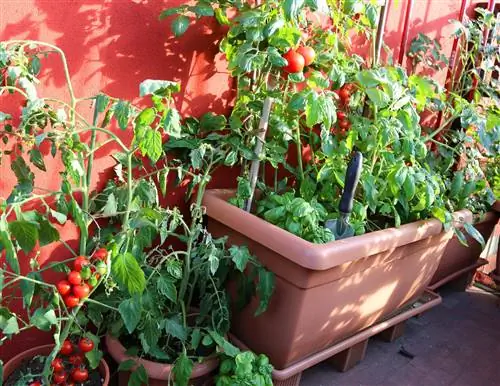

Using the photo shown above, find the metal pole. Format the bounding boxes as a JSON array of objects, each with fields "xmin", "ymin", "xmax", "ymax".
[
  {"xmin": 398, "ymin": 0, "xmax": 414, "ymax": 65},
  {"xmin": 375, "ymin": 0, "xmax": 390, "ymax": 66}
]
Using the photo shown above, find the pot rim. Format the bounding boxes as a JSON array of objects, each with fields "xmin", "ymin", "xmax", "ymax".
[
  {"xmin": 3, "ymin": 343, "xmax": 110, "ymax": 385},
  {"xmin": 202, "ymin": 189, "xmax": 472, "ymax": 271},
  {"xmin": 105, "ymin": 334, "xmax": 219, "ymax": 381}
]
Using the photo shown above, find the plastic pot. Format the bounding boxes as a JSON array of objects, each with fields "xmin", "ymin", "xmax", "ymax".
[
  {"xmin": 429, "ymin": 210, "xmax": 498, "ymax": 289},
  {"xmin": 202, "ymin": 189, "xmax": 462, "ymax": 369},
  {"xmin": 106, "ymin": 335, "xmax": 218, "ymax": 386},
  {"xmin": 2, "ymin": 343, "xmax": 110, "ymax": 385}
]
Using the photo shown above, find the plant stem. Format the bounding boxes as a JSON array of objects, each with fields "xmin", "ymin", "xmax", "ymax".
[
  {"xmin": 122, "ymin": 152, "xmax": 135, "ymax": 229},
  {"xmin": 79, "ymin": 103, "xmax": 100, "ymax": 254},
  {"xmin": 295, "ymin": 124, "xmax": 304, "ymax": 182}
]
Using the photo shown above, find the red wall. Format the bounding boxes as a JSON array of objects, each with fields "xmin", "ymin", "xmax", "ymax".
[{"xmin": 0, "ymin": 0, "xmax": 486, "ymax": 362}]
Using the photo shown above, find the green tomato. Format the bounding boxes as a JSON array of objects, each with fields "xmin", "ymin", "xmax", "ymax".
[
  {"xmin": 88, "ymin": 275, "xmax": 99, "ymax": 288},
  {"xmin": 80, "ymin": 265, "xmax": 92, "ymax": 280},
  {"xmin": 95, "ymin": 261, "xmax": 107, "ymax": 275}
]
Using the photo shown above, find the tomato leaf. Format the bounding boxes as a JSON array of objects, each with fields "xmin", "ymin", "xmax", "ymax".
[{"xmin": 112, "ymin": 253, "xmax": 146, "ymax": 295}]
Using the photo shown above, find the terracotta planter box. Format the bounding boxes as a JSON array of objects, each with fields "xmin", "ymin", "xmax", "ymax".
[
  {"xmin": 202, "ymin": 189, "xmax": 463, "ymax": 370},
  {"xmin": 429, "ymin": 211, "xmax": 498, "ymax": 289},
  {"xmin": 3, "ymin": 344, "xmax": 110, "ymax": 385},
  {"xmin": 106, "ymin": 335, "xmax": 218, "ymax": 386}
]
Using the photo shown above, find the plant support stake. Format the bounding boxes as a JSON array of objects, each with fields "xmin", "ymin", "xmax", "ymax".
[{"xmin": 245, "ymin": 97, "xmax": 273, "ymax": 212}]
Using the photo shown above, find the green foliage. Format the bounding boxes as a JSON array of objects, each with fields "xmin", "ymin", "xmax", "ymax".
[{"xmin": 216, "ymin": 351, "xmax": 273, "ymax": 386}]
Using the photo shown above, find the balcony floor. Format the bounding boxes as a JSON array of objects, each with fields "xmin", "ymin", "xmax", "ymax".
[{"xmin": 301, "ymin": 286, "xmax": 500, "ymax": 386}]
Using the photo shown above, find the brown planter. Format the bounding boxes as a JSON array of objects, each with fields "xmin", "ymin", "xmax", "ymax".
[
  {"xmin": 2, "ymin": 344, "xmax": 110, "ymax": 385},
  {"xmin": 105, "ymin": 335, "xmax": 218, "ymax": 386},
  {"xmin": 429, "ymin": 211, "xmax": 498, "ymax": 289},
  {"xmin": 202, "ymin": 189, "xmax": 461, "ymax": 370}
]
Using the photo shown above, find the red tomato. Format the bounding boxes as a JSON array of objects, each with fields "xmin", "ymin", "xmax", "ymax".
[
  {"xmin": 51, "ymin": 358, "xmax": 65, "ymax": 372},
  {"xmin": 72, "ymin": 283, "xmax": 90, "ymax": 299},
  {"xmin": 29, "ymin": 382, "xmax": 42, "ymax": 386},
  {"xmin": 64, "ymin": 295, "xmax": 80, "ymax": 308},
  {"xmin": 336, "ymin": 111, "xmax": 346, "ymax": 121},
  {"xmin": 338, "ymin": 87, "xmax": 350, "ymax": 101},
  {"xmin": 60, "ymin": 340, "xmax": 73, "ymax": 356},
  {"xmin": 56, "ymin": 280, "xmax": 71, "ymax": 296},
  {"xmin": 67, "ymin": 271, "xmax": 82, "ymax": 285},
  {"xmin": 53, "ymin": 371, "xmax": 67, "ymax": 384},
  {"xmin": 71, "ymin": 368, "xmax": 89, "ymax": 383},
  {"xmin": 353, "ymin": 13, "xmax": 361, "ymax": 21},
  {"xmin": 296, "ymin": 46, "xmax": 315, "ymax": 66},
  {"xmin": 282, "ymin": 50, "xmax": 305, "ymax": 73},
  {"xmin": 92, "ymin": 247, "xmax": 108, "ymax": 261},
  {"xmin": 69, "ymin": 353, "xmax": 85, "ymax": 365},
  {"xmin": 339, "ymin": 120, "xmax": 351, "ymax": 130},
  {"xmin": 79, "ymin": 337, "xmax": 94, "ymax": 352},
  {"xmin": 73, "ymin": 256, "xmax": 90, "ymax": 272}
]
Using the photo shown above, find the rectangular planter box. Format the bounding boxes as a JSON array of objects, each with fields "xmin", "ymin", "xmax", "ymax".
[
  {"xmin": 429, "ymin": 211, "xmax": 498, "ymax": 289},
  {"xmin": 203, "ymin": 189, "xmax": 464, "ymax": 370}
]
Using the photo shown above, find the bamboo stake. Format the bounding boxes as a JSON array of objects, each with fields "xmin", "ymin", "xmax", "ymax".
[{"xmin": 244, "ymin": 97, "xmax": 273, "ymax": 212}]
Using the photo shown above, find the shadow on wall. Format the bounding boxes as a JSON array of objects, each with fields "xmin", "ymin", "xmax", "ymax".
[{"xmin": 2, "ymin": 0, "xmax": 234, "ymax": 115}]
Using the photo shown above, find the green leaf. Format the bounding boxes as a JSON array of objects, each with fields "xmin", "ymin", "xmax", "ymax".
[
  {"xmin": 283, "ymin": 0, "xmax": 305, "ymax": 20},
  {"xmin": 0, "ymin": 225, "xmax": 20, "ymax": 274},
  {"xmin": 11, "ymin": 156, "xmax": 34, "ymax": 194},
  {"xmin": 208, "ymin": 331, "xmax": 240, "ymax": 357},
  {"xmin": 1, "ymin": 315, "xmax": 19, "ymax": 335},
  {"xmin": 450, "ymin": 171, "xmax": 464, "ymax": 198},
  {"xmin": 140, "ymin": 129, "xmax": 163, "ymax": 162},
  {"xmin": 255, "ymin": 269, "xmax": 275, "ymax": 316},
  {"xmin": 119, "ymin": 297, "xmax": 142, "ymax": 334},
  {"xmin": 157, "ymin": 276, "xmax": 177, "ymax": 302},
  {"xmin": 9, "ymin": 220, "xmax": 38, "ymax": 253},
  {"xmin": 365, "ymin": 88, "xmax": 390, "ymax": 108},
  {"xmin": 366, "ymin": 4, "xmax": 379, "ymax": 28},
  {"xmin": 454, "ymin": 228, "xmax": 468, "ymax": 247},
  {"xmin": 96, "ymin": 94, "xmax": 109, "ymax": 113},
  {"xmin": 140, "ymin": 79, "xmax": 180, "ymax": 97},
  {"xmin": 192, "ymin": 4, "xmax": 214, "ymax": 16},
  {"xmin": 20, "ymin": 272, "xmax": 36, "ymax": 307},
  {"xmin": 28, "ymin": 149, "xmax": 46, "ymax": 171},
  {"xmin": 164, "ymin": 108, "xmax": 182, "ymax": 138},
  {"xmin": 464, "ymin": 223, "xmax": 485, "ymax": 248},
  {"xmin": 113, "ymin": 100, "xmax": 131, "ymax": 130},
  {"xmin": 164, "ymin": 316, "xmax": 187, "ymax": 341},
  {"xmin": 173, "ymin": 351, "xmax": 193, "ymax": 386},
  {"xmin": 264, "ymin": 18, "xmax": 285, "ymax": 38},
  {"xmin": 136, "ymin": 107, "xmax": 156, "ymax": 126},
  {"xmin": 36, "ymin": 217, "xmax": 59, "ymax": 246},
  {"xmin": 158, "ymin": 168, "xmax": 169, "ymax": 197},
  {"xmin": 50, "ymin": 209, "xmax": 67, "ymax": 225},
  {"xmin": 305, "ymin": 92, "xmax": 321, "ymax": 127},
  {"xmin": 229, "ymin": 245, "xmax": 251, "ymax": 272},
  {"xmin": 102, "ymin": 193, "xmax": 118, "ymax": 217},
  {"xmin": 30, "ymin": 308, "xmax": 56, "ymax": 331},
  {"xmin": 128, "ymin": 364, "xmax": 148, "ymax": 386},
  {"xmin": 403, "ymin": 174, "xmax": 416, "ymax": 200},
  {"xmin": 118, "ymin": 359, "xmax": 136, "ymax": 371},
  {"xmin": 172, "ymin": 15, "xmax": 190, "ymax": 37},
  {"xmin": 200, "ymin": 112, "xmax": 226, "ymax": 131},
  {"xmin": 425, "ymin": 184, "xmax": 436, "ymax": 206},
  {"xmin": 112, "ymin": 253, "xmax": 146, "ymax": 294}
]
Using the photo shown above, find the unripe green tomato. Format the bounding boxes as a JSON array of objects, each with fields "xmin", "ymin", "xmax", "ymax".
[
  {"xmin": 95, "ymin": 261, "xmax": 107, "ymax": 275},
  {"xmin": 80, "ymin": 266, "xmax": 92, "ymax": 280},
  {"xmin": 88, "ymin": 275, "xmax": 99, "ymax": 288}
]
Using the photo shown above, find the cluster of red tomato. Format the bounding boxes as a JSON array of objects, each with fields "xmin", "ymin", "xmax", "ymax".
[
  {"xmin": 334, "ymin": 84, "xmax": 355, "ymax": 135},
  {"xmin": 27, "ymin": 338, "xmax": 94, "ymax": 386},
  {"xmin": 282, "ymin": 46, "xmax": 316, "ymax": 74},
  {"xmin": 56, "ymin": 248, "xmax": 108, "ymax": 309}
]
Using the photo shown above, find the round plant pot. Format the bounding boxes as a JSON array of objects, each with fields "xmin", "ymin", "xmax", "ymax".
[
  {"xmin": 105, "ymin": 335, "xmax": 219, "ymax": 386},
  {"xmin": 202, "ymin": 189, "xmax": 464, "ymax": 370},
  {"xmin": 2, "ymin": 344, "xmax": 110, "ymax": 385}
]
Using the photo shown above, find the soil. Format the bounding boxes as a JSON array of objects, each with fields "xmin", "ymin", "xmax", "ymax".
[{"xmin": 4, "ymin": 355, "xmax": 103, "ymax": 386}]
